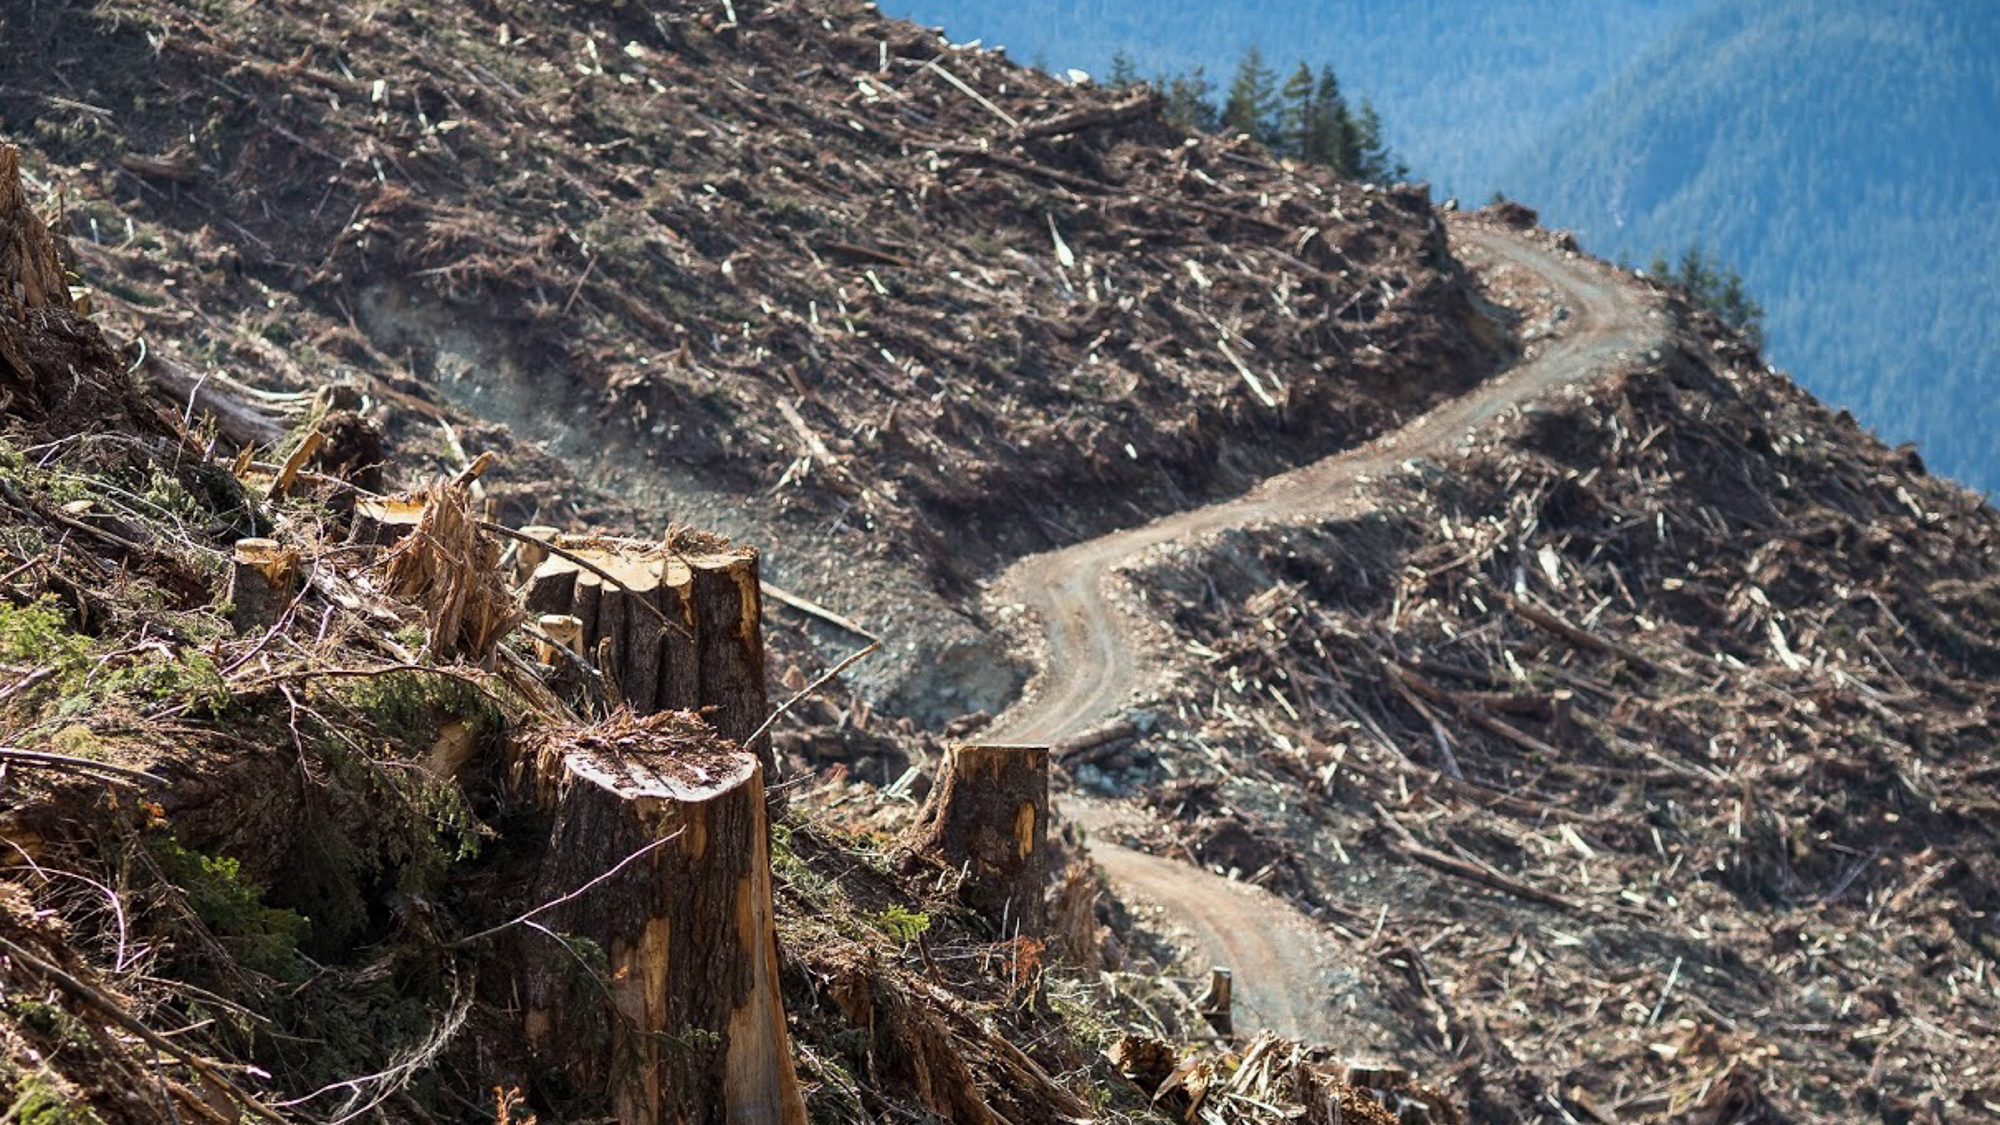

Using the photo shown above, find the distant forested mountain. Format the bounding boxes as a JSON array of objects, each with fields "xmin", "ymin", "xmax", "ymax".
[
  {"xmin": 1505, "ymin": 0, "xmax": 2000, "ymax": 491},
  {"xmin": 878, "ymin": 0, "xmax": 1700, "ymax": 196}
]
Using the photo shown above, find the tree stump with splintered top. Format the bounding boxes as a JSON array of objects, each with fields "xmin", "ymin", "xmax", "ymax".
[
  {"xmin": 224, "ymin": 538, "xmax": 299, "ymax": 632},
  {"xmin": 515, "ymin": 713, "xmax": 805, "ymax": 1125},
  {"xmin": 902, "ymin": 744, "xmax": 1050, "ymax": 936},
  {"xmin": 523, "ymin": 536, "xmax": 770, "ymax": 775}
]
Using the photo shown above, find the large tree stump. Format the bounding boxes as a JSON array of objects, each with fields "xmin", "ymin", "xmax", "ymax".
[
  {"xmin": 523, "ymin": 537, "xmax": 768, "ymax": 773},
  {"xmin": 515, "ymin": 714, "xmax": 805, "ymax": 1125},
  {"xmin": 902, "ymin": 744, "xmax": 1050, "ymax": 936}
]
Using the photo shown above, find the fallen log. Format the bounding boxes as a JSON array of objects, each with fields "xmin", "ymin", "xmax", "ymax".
[
  {"xmin": 1372, "ymin": 802, "xmax": 1580, "ymax": 914},
  {"xmin": 759, "ymin": 580, "xmax": 879, "ymax": 643},
  {"xmin": 1015, "ymin": 89, "xmax": 1163, "ymax": 140},
  {"xmin": 139, "ymin": 352, "xmax": 292, "ymax": 448},
  {"xmin": 1052, "ymin": 716, "xmax": 1136, "ymax": 760},
  {"xmin": 902, "ymin": 744, "xmax": 1049, "ymax": 935},
  {"xmin": 1496, "ymin": 588, "xmax": 1668, "ymax": 678},
  {"xmin": 514, "ymin": 714, "xmax": 805, "ymax": 1125}
]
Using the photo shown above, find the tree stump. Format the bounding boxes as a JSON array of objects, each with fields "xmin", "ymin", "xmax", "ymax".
[
  {"xmin": 515, "ymin": 714, "xmax": 805, "ymax": 1125},
  {"xmin": 534, "ymin": 614, "xmax": 583, "ymax": 666},
  {"xmin": 902, "ymin": 744, "xmax": 1049, "ymax": 936},
  {"xmin": 348, "ymin": 493, "xmax": 426, "ymax": 548},
  {"xmin": 523, "ymin": 537, "xmax": 768, "ymax": 774},
  {"xmin": 685, "ymin": 549, "xmax": 768, "ymax": 755},
  {"xmin": 223, "ymin": 538, "xmax": 300, "ymax": 632},
  {"xmin": 1195, "ymin": 967, "xmax": 1234, "ymax": 1037},
  {"xmin": 514, "ymin": 525, "xmax": 561, "ymax": 584}
]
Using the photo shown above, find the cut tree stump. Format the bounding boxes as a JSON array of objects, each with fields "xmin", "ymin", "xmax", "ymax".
[
  {"xmin": 523, "ymin": 536, "xmax": 769, "ymax": 774},
  {"xmin": 348, "ymin": 493, "xmax": 426, "ymax": 548},
  {"xmin": 515, "ymin": 714, "xmax": 805, "ymax": 1125},
  {"xmin": 686, "ymin": 549, "xmax": 768, "ymax": 754},
  {"xmin": 223, "ymin": 538, "xmax": 299, "ymax": 632},
  {"xmin": 534, "ymin": 614, "xmax": 583, "ymax": 665},
  {"xmin": 902, "ymin": 744, "xmax": 1049, "ymax": 935},
  {"xmin": 514, "ymin": 524, "xmax": 560, "ymax": 584}
]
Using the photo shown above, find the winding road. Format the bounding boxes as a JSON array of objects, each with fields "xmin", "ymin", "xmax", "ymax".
[{"xmin": 985, "ymin": 222, "xmax": 1661, "ymax": 1041}]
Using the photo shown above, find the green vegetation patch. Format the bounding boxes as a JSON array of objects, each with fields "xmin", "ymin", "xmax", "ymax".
[
  {"xmin": 5, "ymin": 1074, "xmax": 107, "ymax": 1125},
  {"xmin": 0, "ymin": 597, "xmax": 94, "ymax": 698},
  {"xmin": 149, "ymin": 837, "xmax": 309, "ymax": 980}
]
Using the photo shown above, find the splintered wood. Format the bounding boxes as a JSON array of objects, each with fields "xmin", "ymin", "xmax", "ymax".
[
  {"xmin": 380, "ymin": 484, "xmax": 521, "ymax": 663},
  {"xmin": 0, "ymin": 146, "xmax": 70, "ymax": 317},
  {"xmin": 525, "ymin": 534, "xmax": 772, "ymax": 773},
  {"xmin": 515, "ymin": 713, "xmax": 805, "ymax": 1125}
]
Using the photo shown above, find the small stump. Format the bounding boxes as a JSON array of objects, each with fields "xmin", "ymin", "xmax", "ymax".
[
  {"xmin": 902, "ymin": 744, "xmax": 1050, "ymax": 936},
  {"xmin": 223, "ymin": 538, "xmax": 299, "ymax": 632},
  {"xmin": 515, "ymin": 713, "xmax": 805, "ymax": 1125}
]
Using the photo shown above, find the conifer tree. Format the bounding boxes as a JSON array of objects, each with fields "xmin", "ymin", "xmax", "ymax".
[
  {"xmin": 1278, "ymin": 61, "xmax": 1316, "ymax": 160},
  {"xmin": 1651, "ymin": 244, "xmax": 1766, "ymax": 345},
  {"xmin": 1108, "ymin": 50, "xmax": 1140, "ymax": 89},
  {"xmin": 1161, "ymin": 66, "xmax": 1220, "ymax": 133},
  {"xmin": 1312, "ymin": 65, "xmax": 1357, "ymax": 173},
  {"xmin": 1221, "ymin": 46, "xmax": 1280, "ymax": 145},
  {"xmin": 1352, "ymin": 99, "xmax": 1408, "ymax": 183}
]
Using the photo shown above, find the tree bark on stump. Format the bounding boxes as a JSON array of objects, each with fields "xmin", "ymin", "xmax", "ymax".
[
  {"xmin": 902, "ymin": 744, "xmax": 1049, "ymax": 936},
  {"xmin": 522, "ymin": 538, "xmax": 770, "ymax": 777},
  {"xmin": 515, "ymin": 714, "xmax": 805, "ymax": 1125},
  {"xmin": 1196, "ymin": 967, "xmax": 1234, "ymax": 1037},
  {"xmin": 223, "ymin": 538, "xmax": 299, "ymax": 632},
  {"xmin": 685, "ymin": 550, "xmax": 768, "ymax": 758}
]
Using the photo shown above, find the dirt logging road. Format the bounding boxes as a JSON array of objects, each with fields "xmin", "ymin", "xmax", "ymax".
[{"xmin": 984, "ymin": 221, "xmax": 1663, "ymax": 1041}]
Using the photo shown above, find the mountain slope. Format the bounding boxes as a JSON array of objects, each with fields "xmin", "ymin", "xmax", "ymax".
[
  {"xmin": 1504, "ymin": 0, "xmax": 2000, "ymax": 491},
  {"xmin": 880, "ymin": 0, "xmax": 1703, "ymax": 195},
  {"xmin": 1, "ymin": 0, "xmax": 1509, "ymax": 717},
  {"xmin": 4, "ymin": 0, "xmax": 2000, "ymax": 1123}
]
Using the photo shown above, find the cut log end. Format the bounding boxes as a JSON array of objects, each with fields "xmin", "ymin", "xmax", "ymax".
[{"xmin": 348, "ymin": 494, "xmax": 427, "ymax": 548}]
